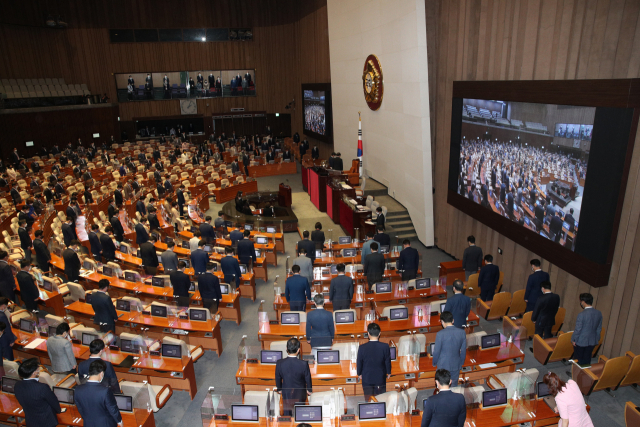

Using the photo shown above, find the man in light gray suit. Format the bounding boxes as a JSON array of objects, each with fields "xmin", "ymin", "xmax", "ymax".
[
  {"xmin": 161, "ymin": 242, "xmax": 179, "ymax": 271},
  {"xmin": 432, "ymin": 311, "xmax": 466, "ymax": 385},
  {"xmin": 293, "ymin": 248, "xmax": 314, "ymax": 285},
  {"xmin": 571, "ymin": 293, "xmax": 602, "ymax": 366}
]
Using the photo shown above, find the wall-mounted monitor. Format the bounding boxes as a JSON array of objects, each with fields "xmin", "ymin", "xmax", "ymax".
[{"xmin": 302, "ymin": 83, "xmax": 333, "ymax": 143}]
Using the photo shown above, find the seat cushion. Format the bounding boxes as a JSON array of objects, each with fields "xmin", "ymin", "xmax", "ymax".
[{"xmin": 544, "ymin": 337, "xmax": 558, "ymax": 348}]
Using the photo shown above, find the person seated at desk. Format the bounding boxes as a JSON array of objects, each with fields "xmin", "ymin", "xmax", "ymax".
[
  {"xmin": 47, "ymin": 323, "xmax": 77, "ymax": 375},
  {"xmin": 329, "ymin": 263, "xmax": 353, "ymax": 310},
  {"xmin": 100, "ymin": 227, "xmax": 117, "ymax": 262},
  {"xmin": 14, "ymin": 357, "xmax": 64, "ymax": 427},
  {"xmin": 306, "ymin": 294, "xmax": 334, "ymax": 352},
  {"xmin": 134, "ymin": 216, "xmax": 149, "ymax": 245},
  {"xmin": 161, "ymin": 241, "xmax": 179, "ymax": 271},
  {"xmin": 237, "ymin": 230, "xmax": 256, "ymax": 266},
  {"xmin": 16, "ymin": 259, "xmax": 40, "ymax": 313},
  {"xmin": 363, "ymin": 242, "xmax": 385, "ymax": 291},
  {"xmin": 443, "ymin": 280, "xmax": 471, "ymax": 329},
  {"xmin": 75, "ymin": 359, "xmax": 123, "ymax": 427},
  {"xmin": 297, "ymin": 230, "xmax": 316, "ymax": 264},
  {"xmin": 191, "ymin": 240, "xmax": 209, "ymax": 275},
  {"xmin": 397, "ymin": 239, "xmax": 419, "ymax": 281},
  {"xmin": 171, "ymin": 261, "xmax": 191, "ymax": 307},
  {"xmin": 285, "ymin": 265, "xmax": 311, "ymax": 311},
  {"xmin": 199, "ymin": 262, "xmax": 222, "ymax": 313},
  {"xmin": 221, "ymin": 247, "xmax": 242, "ymax": 290},
  {"xmin": 373, "ymin": 226, "xmax": 390, "ymax": 247},
  {"xmin": 78, "ymin": 339, "xmax": 119, "ymax": 394},
  {"xmin": 62, "ymin": 240, "xmax": 82, "ymax": 283},
  {"xmin": 292, "ymin": 248, "xmax": 313, "ymax": 287},
  {"xmin": 478, "ymin": 254, "xmax": 500, "ymax": 302},
  {"xmin": 275, "ymin": 338, "xmax": 312, "ymax": 415},
  {"xmin": 421, "ymin": 369, "xmax": 466, "ymax": 427},
  {"xmin": 92, "ymin": 279, "xmax": 118, "ymax": 333}
]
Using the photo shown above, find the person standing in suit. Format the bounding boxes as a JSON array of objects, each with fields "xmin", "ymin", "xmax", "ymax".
[
  {"xmin": 564, "ymin": 208, "xmax": 576, "ymax": 232},
  {"xmin": 306, "ymin": 295, "xmax": 334, "ymax": 349},
  {"xmin": 161, "ymin": 242, "xmax": 179, "ymax": 271},
  {"xmin": 477, "ymin": 254, "xmax": 500, "ymax": 301},
  {"xmin": 18, "ymin": 220, "xmax": 32, "ymax": 262},
  {"xmin": 531, "ymin": 281, "xmax": 560, "ymax": 339},
  {"xmin": 14, "ymin": 358, "xmax": 64, "ymax": 427},
  {"xmin": 549, "ymin": 211, "xmax": 564, "ymax": 242},
  {"xmin": 176, "ymin": 185, "xmax": 186, "ymax": 217},
  {"xmin": 570, "ymin": 293, "xmax": 602, "ymax": 366},
  {"xmin": 229, "ymin": 227, "xmax": 244, "ymax": 245},
  {"xmin": 357, "ymin": 323, "xmax": 391, "ymax": 399},
  {"xmin": 237, "ymin": 230, "xmax": 256, "ymax": 266},
  {"xmin": 220, "ymin": 247, "xmax": 242, "ymax": 289},
  {"xmin": 33, "ymin": 230, "xmax": 51, "ymax": 272},
  {"xmin": 200, "ymin": 216, "xmax": 216, "ymax": 243},
  {"xmin": 91, "ymin": 279, "xmax": 118, "ymax": 333},
  {"xmin": 525, "ymin": 258, "xmax": 549, "ymax": 312},
  {"xmin": 292, "ymin": 248, "xmax": 314, "ymax": 286},
  {"xmin": 311, "ymin": 222, "xmax": 325, "ymax": 247},
  {"xmin": 329, "ymin": 264, "xmax": 353, "ymax": 310},
  {"xmin": 99, "ymin": 227, "xmax": 117, "ymax": 262},
  {"xmin": 75, "ymin": 359, "xmax": 123, "ymax": 427},
  {"xmin": 88, "ymin": 224, "xmax": 102, "ymax": 260},
  {"xmin": 16, "ymin": 260, "xmax": 39, "ymax": 313},
  {"xmin": 275, "ymin": 338, "xmax": 312, "ymax": 415},
  {"xmin": 373, "ymin": 227, "xmax": 391, "ymax": 247},
  {"xmin": 198, "ymin": 262, "xmax": 222, "ymax": 313},
  {"xmin": 297, "ymin": 231, "xmax": 316, "ymax": 264},
  {"xmin": 191, "ymin": 240, "xmax": 209, "ymax": 275},
  {"xmin": 421, "ymin": 369, "xmax": 467, "ymax": 427},
  {"xmin": 363, "ymin": 242, "xmax": 385, "ymax": 291},
  {"xmin": 374, "ymin": 207, "xmax": 385, "ymax": 230},
  {"xmin": 47, "ymin": 323, "xmax": 77, "ymax": 374},
  {"xmin": 462, "ymin": 235, "xmax": 483, "ymax": 280},
  {"xmin": 140, "ymin": 235, "xmax": 159, "ymax": 275},
  {"xmin": 285, "ymin": 265, "xmax": 311, "ymax": 311},
  {"xmin": 432, "ymin": 311, "xmax": 467, "ymax": 385},
  {"xmin": 444, "ymin": 280, "xmax": 471, "ymax": 329},
  {"xmin": 62, "ymin": 240, "xmax": 82, "ymax": 282},
  {"xmin": 360, "ymin": 233, "xmax": 374, "ymax": 261},
  {"xmin": 78, "ymin": 340, "xmax": 119, "ymax": 394},
  {"xmin": 134, "ymin": 217, "xmax": 149, "ymax": 245},
  {"xmin": 0, "ymin": 298, "xmax": 16, "ymax": 362},
  {"xmin": 110, "ymin": 210, "xmax": 125, "ymax": 242},
  {"xmin": 170, "ymin": 261, "xmax": 191, "ymax": 307},
  {"xmin": 397, "ymin": 239, "xmax": 419, "ymax": 280},
  {"xmin": 0, "ymin": 251, "xmax": 16, "ymax": 302},
  {"xmin": 135, "ymin": 196, "xmax": 146, "ymax": 216},
  {"xmin": 61, "ymin": 216, "xmax": 77, "ymax": 248}
]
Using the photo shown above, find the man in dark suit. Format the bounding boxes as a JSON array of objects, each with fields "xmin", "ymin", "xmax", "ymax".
[
  {"xmin": 363, "ymin": 242, "xmax": 385, "ymax": 291},
  {"xmin": 524, "ymin": 258, "xmax": 549, "ymax": 312},
  {"xmin": 284, "ymin": 265, "xmax": 311, "ymax": 311},
  {"xmin": 164, "ymin": 175, "xmax": 173, "ymax": 193},
  {"xmin": 33, "ymin": 230, "xmax": 51, "ymax": 272},
  {"xmin": 306, "ymin": 295, "xmax": 334, "ymax": 349},
  {"xmin": 461, "ymin": 235, "xmax": 483, "ymax": 280},
  {"xmin": 229, "ymin": 227, "xmax": 244, "ymax": 245},
  {"xmin": 148, "ymin": 207, "xmax": 160, "ymax": 231},
  {"xmin": 199, "ymin": 216, "xmax": 216, "ymax": 243},
  {"xmin": 375, "ymin": 207, "xmax": 385, "ymax": 230},
  {"xmin": 531, "ymin": 281, "xmax": 560, "ymax": 339},
  {"xmin": 170, "ymin": 261, "xmax": 191, "ymax": 307},
  {"xmin": 0, "ymin": 251, "xmax": 16, "ymax": 302},
  {"xmin": 275, "ymin": 338, "xmax": 312, "ymax": 415},
  {"xmin": 65, "ymin": 201, "xmax": 78, "ymax": 224},
  {"xmin": 15, "ymin": 358, "xmax": 63, "ymax": 427},
  {"xmin": 421, "ymin": 369, "xmax": 467, "ymax": 427},
  {"xmin": 17, "ymin": 260, "xmax": 40, "ymax": 313},
  {"xmin": 74, "ymin": 359, "xmax": 123, "ymax": 427},
  {"xmin": 113, "ymin": 184, "xmax": 124, "ymax": 206},
  {"xmin": 311, "ymin": 146, "xmax": 320, "ymax": 159},
  {"xmin": 297, "ymin": 231, "xmax": 316, "ymax": 264},
  {"xmin": 534, "ymin": 200, "xmax": 545, "ymax": 230},
  {"xmin": 135, "ymin": 196, "xmax": 146, "ymax": 216},
  {"xmin": 333, "ymin": 152, "xmax": 343, "ymax": 170},
  {"xmin": 571, "ymin": 293, "xmax": 602, "ymax": 366},
  {"xmin": 10, "ymin": 183, "xmax": 22, "ymax": 206},
  {"xmin": 311, "ymin": 222, "xmax": 325, "ymax": 247},
  {"xmin": 329, "ymin": 263, "xmax": 353, "ymax": 310},
  {"xmin": 564, "ymin": 208, "xmax": 576, "ymax": 232},
  {"xmin": 110, "ymin": 210, "xmax": 125, "ymax": 242},
  {"xmin": 140, "ymin": 235, "xmax": 159, "ymax": 275},
  {"xmin": 198, "ymin": 262, "xmax": 222, "ymax": 313},
  {"xmin": 549, "ymin": 211, "xmax": 564, "ymax": 242},
  {"xmin": 0, "ymin": 298, "xmax": 16, "ymax": 361},
  {"xmin": 220, "ymin": 247, "xmax": 242, "ymax": 288},
  {"xmin": 78, "ymin": 339, "xmax": 119, "ymax": 394},
  {"xmin": 91, "ymin": 279, "xmax": 118, "ymax": 333},
  {"xmin": 62, "ymin": 240, "xmax": 82, "ymax": 282},
  {"xmin": 100, "ymin": 227, "xmax": 117, "ymax": 262},
  {"xmin": 444, "ymin": 280, "xmax": 471, "ymax": 329},
  {"xmin": 88, "ymin": 224, "xmax": 102, "ymax": 259},
  {"xmin": 432, "ymin": 311, "xmax": 467, "ymax": 385},
  {"xmin": 357, "ymin": 323, "xmax": 391, "ymax": 399},
  {"xmin": 18, "ymin": 220, "xmax": 32, "ymax": 262},
  {"xmin": 373, "ymin": 227, "xmax": 390, "ymax": 247},
  {"xmin": 397, "ymin": 239, "xmax": 419, "ymax": 280},
  {"xmin": 191, "ymin": 240, "xmax": 209, "ymax": 275},
  {"xmin": 477, "ymin": 254, "xmax": 500, "ymax": 301},
  {"xmin": 236, "ymin": 230, "xmax": 256, "ymax": 266},
  {"xmin": 176, "ymin": 185, "xmax": 186, "ymax": 217},
  {"xmin": 61, "ymin": 216, "xmax": 77, "ymax": 248},
  {"xmin": 134, "ymin": 217, "xmax": 149, "ymax": 244},
  {"xmin": 107, "ymin": 199, "xmax": 117, "ymax": 220}
]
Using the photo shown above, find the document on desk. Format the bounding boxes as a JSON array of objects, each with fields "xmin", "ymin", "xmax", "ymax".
[
  {"xmin": 25, "ymin": 338, "xmax": 46, "ymax": 349},
  {"xmin": 478, "ymin": 363, "xmax": 497, "ymax": 369}
]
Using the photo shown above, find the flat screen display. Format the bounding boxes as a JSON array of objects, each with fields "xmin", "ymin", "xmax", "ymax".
[
  {"xmin": 151, "ymin": 276, "xmax": 165, "ymax": 287},
  {"xmin": 120, "ymin": 245, "xmax": 129, "ymax": 254},
  {"xmin": 316, "ymin": 350, "xmax": 340, "ymax": 364},
  {"xmin": 239, "ymin": 265, "xmax": 247, "ymax": 274},
  {"xmin": 162, "ymin": 343, "xmax": 182, "ymax": 358},
  {"xmin": 389, "ymin": 307, "xmax": 408, "ymax": 320},
  {"xmin": 260, "ymin": 350, "xmax": 282, "ymax": 364},
  {"xmin": 1, "ymin": 377, "xmax": 18, "ymax": 394},
  {"xmin": 554, "ymin": 123, "xmax": 592, "ymax": 141},
  {"xmin": 482, "ymin": 389, "xmax": 508, "ymax": 408},
  {"xmin": 102, "ymin": 266, "xmax": 113, "ymax": 277},
  {"xmin": 338, "ymin": 236, "xmax": 352, "ymax": 244},
  {"xmin": 115, "ymin": 394, "xmax": 133, "ymax": 412},
  {"xmin": 83, "ymin": 260, "xmax": 94, "ymax": 270},
  {"xmin": 358, "ymin": 402, "xmax": 386, "ymax": 420},
  {"xmin": 25, "ymin": 141, "xmax": 34, "ymax": 147},
  {"xmin": 440, "ymin": 302, "xmax": 446, "ymax": 313},
  {"xmin": 330, "ymin": 264, "xmax": 338, "ymax": 275},
  {"xmin": 343, "ymin": 248, "xmax": 357, "ymax": 257},
  {"xmin": 189, "ymin": 309, "xmax": 207, "ymax": 321},
  {"xmin": 244, "ymin": 224, "xmax": 253, "ymax": 231},
  {"xmin": 151, "ymin": 305, "xmax": 167, "ymax": 317},
  {"xmin": 266, "ymin": 226, "xmax": 276, "ymax": 233},
  {"xmin": 379, "ymin": 245, "xmax": 390, "ymax": 254},
  {"xmin": 427, "ymin": 342, "xmax": 435, "ymax": 356},
  {"xmin": 281, "ymin": 312, "xmax": 300, "ymax": 324},
  {"xmin": 124, "ymin": 271, "xmax": 137, "ymax": 282},
  {"xmin": 295, "ymin": 405, "xmax": 323, "ymax": 423},
  {"xmin": 375, "ymin": 282, "xmax": 392, "ymax": 293},
  {"xmin": 85, "ymin": 293, "xmax": 93, "ymax": 304},
  {"xmin": 116, "ymin": 299, "xmax": 131, "ymax": 312},
  {"xmin": 537, "ymin": 381, "xmax": 552, "ymax": 398},
  {"xmin": 42, "ymin": 280, "xmax": 53, "ymax": 291},
  {"xmin": 53, "ymin": 387, "xmax": 74, "ymax": 404},
  {"xmin": 315, "ymin": 250, "xmax": 323, "ymax": 258},
  {"xmin": 232, "ymin": 405, "xmax": 259, "ymax": 422},
  {"xmin": 389, "ymin": 346, "xmax": 396, "ymax": 361},
  {"xmin": 481, "ymin": 333, "xmax": 501, "ymax": 349},
  {"xmin": 220, "ymin": 284, "xmax": 229, "ymax": 294},
  {"xmin": 19, "ymin": 319, "xmax": 34, "ymax": 333},
  {"xmin": 256, "ymin": 236, "xmax": 268, "ymax": 245},
  {"xmin": 303, "ymin": 90, "xmax": 327, "ymax": 136},
  {"xmin": 82, "ymin": 333, "xmax": 98, "ymax": 346},
  {"xmin": 335, "ymin": 311, "xmax": 355, "ymax": 323},
  {"xmin": 255, "ymin": 249, "xmax": 261, "ymax": 258},
  {"xmin": 120, "ymin": 339, "xmax": 140, "ymax": 353},
  {"xmin": 415, "ymin": 278, "xmax": 430, "ymax": 289}
]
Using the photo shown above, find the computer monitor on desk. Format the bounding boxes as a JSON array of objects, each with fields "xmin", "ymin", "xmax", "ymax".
[
  {"xmin": 102, "ymin": 266, "xmax": 113, "ymax": 277},
  {"xmin": 315, "ymin": 249, "xmax": 323, "ymax": 259},
  {"xmin": 316, "ymin": 350, "xmax": 340, "ymax": 364},
  {"xmin": 338, "ymin": 236, "xmax": 352, "ymax": 244},
  {"xmin": 151, "ymin": 305, "xmax": 168, "ymax": 317},
  {"xmin": 379, "ymin": 245, "xmax": 390, "ymax": 254},
  {"xmin": 220, "ymin": 284, "xmax": 230, "ymax": 294},
  {"xmin": 266, "ymin": 226, "xmax": 276, "ymax": 233},
  {"xmin": 375, "ymin": 282, "xmax": 392, "ymax": 294},
  {"xmin": 256, "ymin": 236, "xmax": 268, "ymax": 245},
  {"xmin": 244, "ymin": 224, "xmax": 254, "ymax": 231},
  {"xmin": 232, "ymin": 405, "xmax": 259, "ymax": 423},
  {"xmin": 294, "ymin": 405, "xmax": 323, "ymax": 423},
  {"xmin": 239, "ymin": 264, "xmax": 247, "ymax": 274},
  {"xmin": 482, "ymin": 389, "xmax": 508, "ymax": 408},
  {"xmin": 162, "ymin": 343, "xmax": 182, "ymax": 358},
  {"xmin": 116, "ymin": 299, "xmax": 131, "ymax": 312},
  {"xmin": 358, "ymin": 402, "xmax": 386, "ymax": 421},
  {"xmin": 124, "ymin": 271, "xmax": 138, "ymax": 283},
  {"xmin": 281, "ymin": 312, "xmax": 300, "ymax": 325},
  {"xmin": 389, "ymin": 307, "xmax": 408, "ymax": 320},
  {"xmin": 260, "ymin": 350, "xmax": 283, "ymax": 364},
  {"xmin": 1, "ymin": 377, "xmax": 18, "ymax": 394},
  {"xmin": 189, "ymin": 309, "xmax": 207, "ymax": 321},
  {"xmin": 415, "ymin": 278, "xmax": 431, "ymax": 289},
  {"xmin": 120, "ymin": 339, "xmax": 140, "ymax": 353},
  {"xmin": 119, "ymin": 244, "xmax": 129, "ymax": 254},
  {"xmin": 53, "ymin": 387, "xmax": 75, "ymax": 404},
  {"xmin": 19, "ymin": 319, "xmax": 35, "ymax": 333},
  {"xmin": 115, "ymin": 395, "xmax": 134, "ymax": 413},
  {"xmin": 335, "ymin": 311, "xmax": 355, "ymax": 324},
  {"xmin": 151, "ymin": 276, "xmax": 165, "ymax": 287},
  {"xmin": 82, "ymin": 333, "xmax": 98, "ymax": 346},
  {"xmin": 343, "ymin": 248, "xmax": 357, "ymax": 257},
  {"xmin": 389, "ymin": 346, "xmax": 397, "ymax": 361},
  {"xmin": 481, "ymin": 333, "xmax": 501, "ymax": 350}
]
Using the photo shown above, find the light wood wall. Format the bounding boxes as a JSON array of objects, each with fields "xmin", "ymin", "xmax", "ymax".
[{"xmin": 426, "ymin": 0, "xmax": 640, "ymax": 357}]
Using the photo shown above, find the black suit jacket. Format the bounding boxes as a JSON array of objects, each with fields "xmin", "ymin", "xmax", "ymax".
[
  {"xmin": 62, "ymin": 248, "xmax": 81, "ymax": 278},
  {"xmin": 61, "ymin": 223, "xmax": 76, "ymax": 247},
  {"xmin": 14, "ymin": 378, "xmax": 62, "ymax": 427},
  {"xmin": 397, "ymin": 247, "xmax": 419, "ymax": 272},
  {"xmin": 136, "ymin": 200, "xmax": 146, "ymax": 216},
  {"xmin": 134, "ymin": 223, "xmax": 149, "ymax": 244},
  {"xmin": 478, "ymin": 264, "xmax": 500, "ymax": 291},
  {"xmin": 357, "ymin": 341, "xmax": 391, "ymax": 385},
  {"xmin": 297, "ymin": 239, "xmax": 316, "ymax": 263},
  {"xmin": 421, "ymin": 390, "xmax": 466, "ymax": 427},
  {"xmin": 74, "ymin": 382, "xmax": 122, "ymax": 427},
  {"xmin": 78, "ymin": 358, "xmax": 119, "ymax": 393},
  {"xmin": 107, "ymin": 204, "xmax": 117, "ymax": 220},
  {"xmin": 373, "ymin": 233, "xmax": 390, "ymax": 247},
  {"xmin": 17, "ymin": 271, "xmax": 39, "ymax": 312},
  {"xmin": 191, "ymin": 249, "xmax": 209, "ymax": 275},
  {"xmin": 275, "ymin": 356, "xmax": 312, "ymax": 400},
  {"xmin": 33, "ymin": 238, "xmax": 50, "ymax": 268},
  {"xmin": 100, "ymin": 234, "xmax": 117, "ymax": 260},
  {"xmin": 88, "ymin": 232, "xmax": 102, "ymax": 257},
  {"xmin": 110, "ymin": 217, "xmax": 124, "ymax": 240},
  {"xmin": 198, "ymin": 273, "xmax": 222, "ymax": 301},
  {"xmin": 113, "ymin": 189, "xmax": 123, "ymax": 206},
  {"xmin": 237, "ymin": 238, "xmax": 256, "ymax": 265},
  {"xmin": 199, "ymin": 223, "xmax": 215, "ymax": 241},
  {"xmin": 363, "ymin": 252, "xmax": 385, "ymax": 283},
  {"xmin": 91, "ymin": 291, "xmax": 118, "ymax": 327},
  {"xmin": 18, "ymin": 227, "xmax": 32, "ymax": 250},
  {"xmin": 140, "ymin": 242, "xmax": 158, "ymax": 267},
  {"xmin": 329, "ymin": 275, "xmax": 353, "ymax": 305},
  {"xmin": 311, "ymin": 230, "xmax": 325, "ymax": 246},
  {"xmin": 0, "ymin": 261, "xmax": 16, "ymax": 301},
  {"xmin": 170, "ymin": 271, "xmax": 191, "ymax": 297},
  {"xmin": 531, "ymin": 292, "xmax": 560, "ymax": 328}
]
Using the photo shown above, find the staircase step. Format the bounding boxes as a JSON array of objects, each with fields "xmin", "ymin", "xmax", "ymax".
[
  {"xmin": 391, "ymin": 226, "xmax": 416, "ymax": 233},
  {"xmin": 386, "ymin": 211, "xmax": 410, "ymax": 218},
  {"xmin": 386, "ymin": 220, "xmax": 413, "ymax": 227},
  {"xmin": 397, "ymin": 232, "xmax": 418, "ymax": 239}
]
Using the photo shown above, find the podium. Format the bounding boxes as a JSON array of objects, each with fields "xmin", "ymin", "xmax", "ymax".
[{"xmin": 278, "ymin": 183, "xmax": 292, "ymax": 207}]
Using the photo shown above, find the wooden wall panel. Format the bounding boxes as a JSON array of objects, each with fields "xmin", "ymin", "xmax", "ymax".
[{"xmin": 426, "ymin": 0, "xmax": 640, "ymax": 357}]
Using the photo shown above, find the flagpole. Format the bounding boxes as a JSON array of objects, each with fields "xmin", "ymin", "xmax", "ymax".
[{"xmin": 358, "ymin": 112, "xmax": 363, "ymax": 178}]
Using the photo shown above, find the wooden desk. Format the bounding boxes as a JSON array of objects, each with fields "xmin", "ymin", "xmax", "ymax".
[
  {"xmin": 12, "ymin": 329, "xmax": 89, "ymax": 366},
  {"xmin": 247, "ymin": 161, "xmax": 297, "ymax": 178},
  {"xmin": 65, "ymin": 300, "xmax": 224, "ymax": 356},
  {"xmin": 123, "ymin": 352, "xmax": 198, "ymax": 400},
  {"xmin": 312, "ymin": 252, "xmax": 400, "ymax": 266},
  {"xmin": 211, "ymin": 181, "xmax": 258, "ymax": 203},
  {"xmin": 439, "ymin": 260, "xmax": 465, "ymax": 286},
  {"xmin": 297, "ymin": 269, "xmax": 423, "ymax": 286},
  {"xmin": 14, "ymin": 280, "xmax": 66, "ymax": 317}
]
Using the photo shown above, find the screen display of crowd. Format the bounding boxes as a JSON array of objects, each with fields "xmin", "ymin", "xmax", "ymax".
[
  {"xmin": 303, "ymin": 90, "xmax": 327, "ymax": 136},
  {"xmin": 458, "ymin": 99, "xmax": 594, "ymax": 251}
]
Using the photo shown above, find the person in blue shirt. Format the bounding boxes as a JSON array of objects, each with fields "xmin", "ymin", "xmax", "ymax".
[{"xmin": 285, "ymin": 265, "xmax": 311, "ymax": 311}]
